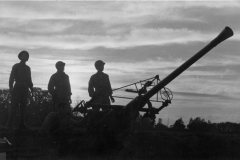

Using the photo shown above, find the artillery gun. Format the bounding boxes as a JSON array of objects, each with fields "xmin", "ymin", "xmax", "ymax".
[{"xmin": 72, "ymin": 26, "xmax": 234, "ymax": 137}]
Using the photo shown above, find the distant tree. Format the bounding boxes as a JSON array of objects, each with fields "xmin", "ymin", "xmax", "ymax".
[
  {"xmin": 134, "ymin": 115, "xmax": 154, "ymax": 131},
  {"xmin": 157, "ymin": 118, "xmax": 162, "ymax": 124},
  {"xmin": 187, "ymin": 117, "xmax": 210, "ymax": 132},
  {"xmin": 170, "ymin": 118, "xmax": 185, "ymax": 132},
  {"xmin": 154, "ymin": 118, "xmax": 168, "ymax": 131},
  {"xmin": 216, "ymin": 122, "xmax": 240, "ymax": 134},
  {"xmin": 0, "ymin": 89, "xmax": 11, "ymax": 125},
  {"xmin": 25, "ymin": 87, "xmax": 53, "ymax": 127}
]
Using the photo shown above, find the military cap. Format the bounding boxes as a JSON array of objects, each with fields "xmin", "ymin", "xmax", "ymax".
[
  {"xmin": 95, "ymin": 60, "xmax": 105, "ymax": 68},
  {"xmin": 55, "ymin": 61, "xmax": 65, "ymax": 69},
  {"xmin": 18, "ymin": 51, "xmax": 29, "ymax": 60}
]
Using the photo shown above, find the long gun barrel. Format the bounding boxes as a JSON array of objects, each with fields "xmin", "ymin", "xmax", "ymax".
[{"xmin": 127, "ymin": 26, "xmax": 234, "ymax": 109}]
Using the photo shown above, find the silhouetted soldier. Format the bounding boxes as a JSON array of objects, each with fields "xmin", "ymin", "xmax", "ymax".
[
  {"xmin": 48, "ymin": 61, "xmax": 72, "ymax": 111},
  {"xmin": 88, "ymin": 60, "xmax": 115, "ymax": 105},
  {"xmin": 38, "ymin": 101, "xmax": 85, "ymax": 156},
  {"xmin": 38, "ymin": 101, "xmax": 84, "ymax": 137},
  {"xmin": 7, "ymin": 51, "xmax": 33, "ymax": 129}
]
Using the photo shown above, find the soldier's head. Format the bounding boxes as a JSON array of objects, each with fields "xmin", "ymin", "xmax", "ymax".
[
  {"xmin": 95, "ymin": 60, "xmax": 105, "ymax": 72},
  {"xmin": 55, "ymin": 61, "xmax": 65, "ymax": 72},
  {"xmin": 58, "ymin": 101, "xmax": 71, "ymax": 115},
  {"xmin": 18, "ymin": 51, "xmax": 29, "ymax": 62}
]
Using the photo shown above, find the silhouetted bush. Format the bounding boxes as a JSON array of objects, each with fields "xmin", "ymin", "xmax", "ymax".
[
  {"xmin": 25, "ymin": 87, "xmax": 53, "ymax": 127},
  {"xmin": 134, "ymin": 115, "xmax": 154, "ymax": 131},
  {"xmin": 170, "ymin": 118, "xmax": 185, "ymax": 132},
  {"xmin": 0, "ymin": 87, "xmax": 53, "ymax": 127},
  {"xmin": 154, "ymin": 118, "xmax": 168, "ymax": 131},
  {"xmin": 215, "ymin": 122, "xmax": 240, "ymax": 134},
  {"xmin": 0, "ymin": 89, "xmax": 11, "ymax": 125},
  {"xmin": 187, "ymin": 117, "xmax": 210, "ymax": 132}
]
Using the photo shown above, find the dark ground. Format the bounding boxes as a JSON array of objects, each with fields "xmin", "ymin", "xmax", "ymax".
[{"xmin": 0, "ymin": 128, "xmax": 240, "ymax": 160}]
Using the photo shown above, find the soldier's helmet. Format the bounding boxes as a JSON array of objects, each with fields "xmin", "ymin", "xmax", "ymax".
[
  {"xmin": 55, "ymin": 61, "xmax": 65, "ymax": 70},
  {"xmin": 95, "ymin": 60, "xmax": 105, "ymax": 69},
  {"xmin": 18, "ymin": 51, "xmax": 29, "ymax": 60}
]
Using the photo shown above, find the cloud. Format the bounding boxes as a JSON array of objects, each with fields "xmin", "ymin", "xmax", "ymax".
[
  {"xmin": 0, "ymin": 2, "xmax": 203, "ymax": 21},
  {"xmin": 0, "ymin": 19, "xmax": 72, "ymax": 33},
  {"xmin": 0, "ymin": 27, "xmax": 228, "ymax": 50},
  {"xmin": 0, "ymin": 1, "xmax": 238, "ymax": 51},
  {"xmin": 180, "ymin": 1, "xmax": 240, "ymax": 9},
  {"xmin": 1, "ymin": 1, "xmax": 239, "ymax": 30},
  {"xmin": 174, "ymin": 91, "xmax": 238, "ymax": 101},
  {"xmin": 169, "ymin": 76, "xmax": 240, "ymax": 100}
]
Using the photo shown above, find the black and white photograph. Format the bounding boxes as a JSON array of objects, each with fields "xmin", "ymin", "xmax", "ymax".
[{"xmin": 0, "ymin": 1, "xmax": 239, "ymax": 159}]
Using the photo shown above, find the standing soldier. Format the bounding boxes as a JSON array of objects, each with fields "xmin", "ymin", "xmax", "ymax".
[
  {"xmin": 48, "ymin": 61, "xmax": 72, "ymax": 111},
  {"xmin": 88, "ymin": 60, "xmax": 115, "ymax": 105},
  {"xmin": 7, "ymin": 50, "xmax": 34, "ymax": 130}
]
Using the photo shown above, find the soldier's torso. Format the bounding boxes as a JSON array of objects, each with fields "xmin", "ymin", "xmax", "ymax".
[
  {"xmin": 14, "ymin": 63, "xmax": 31, "ymax": 84},
  {"xmin": 52, "ymin": 72, "xmax": 69, "ymax": 97},
  {"xmin": 91, "ymin": 72, "xmax": 109, "ymax": 96}
]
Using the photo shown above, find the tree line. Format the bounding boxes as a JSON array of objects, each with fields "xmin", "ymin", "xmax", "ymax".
[
  {"xmin": 170, "ymin": 117, "xmax": 240, "ymax": 134},
  {"xmin": 133, "ymin": 116, "xmax": 240, "ymax": 134},
  {"xmin": 0, "ymin": 88, "xmax": 239, "ymax": 134}
]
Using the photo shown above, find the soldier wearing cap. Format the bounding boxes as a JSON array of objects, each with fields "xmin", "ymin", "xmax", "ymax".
[
  {"xmin": 7, "ymin": 50, "xmax": 34, "ymax": 129},
  {"xmin": 88, "ymin": 60, "xmax": 115, "ymax": 105},
  {"xmin": 48, "ymin": 61, "xmax": 72, "ymax": 111}
]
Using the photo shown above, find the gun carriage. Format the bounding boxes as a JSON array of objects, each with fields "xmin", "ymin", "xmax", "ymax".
[{"xmin": 72, "ymin": 26, "xmax": 234, "ymax": 136}]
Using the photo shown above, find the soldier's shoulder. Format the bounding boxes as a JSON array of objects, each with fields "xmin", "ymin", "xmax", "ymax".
[
  {"xmin": 50, "ymin": 72, "xmax": 58, "ymax": 78},
  {"xmin": 12, "ymin": 63, "xmax": 20, "ymax": 68},
  {"xmin": 12, "ymin": 63, "xmax": 24, "ymax": 70},
  {"xmin": 62, "ymin": 73, "xmax": 70, "ymax": 79},
  {"xmin": 52, "ymin": 72, "xmax": 58, "ymax": 76},
  {"xmin": 64, "ymin": 73, "xmax": 69, "ymax": 77},
  {"xmin": 91, "ymin": 73, "xmax": 98, "ymax": 78},
  {"xmin": 25, "ymin": 64, "xmax": 31, "ymax": 69},
  {"xmin": 102, "ymin": 72, "xmax": 109, "ymax": 77}
]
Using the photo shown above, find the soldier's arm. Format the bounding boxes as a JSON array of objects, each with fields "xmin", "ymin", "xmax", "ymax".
[
  {"xmin": 28, "ymin": 67, "xmax": 34, "ymax": 93},
  {"xmin": 106, "ymin": 75, "xmax": 113, "ymax": 95},
  {"xmin": 66, "ymin": 75, "xmax": 72, "ymax": 103},
  {"xmin": 67, "ymin": 75, "xmax": 72, "ymax": 96},
  {"xmin": 48, "ymin": 75, "xmax": 55, "ymax": 95},
  {"xmin": 9, "ymin": 64, "xmax": 17, "ymax": 92},
  {"xmin": 88, "ymin": 76, "xmax": 95, "ymax": 97},
  {"xmin": 107, "ymin": 75, "xmax": 115, "ymax": 103}
]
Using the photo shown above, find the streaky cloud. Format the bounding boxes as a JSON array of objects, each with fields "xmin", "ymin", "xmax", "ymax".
[{"xmin": 0, "ymin": 28, "xmax": 228, "ymax": 50}]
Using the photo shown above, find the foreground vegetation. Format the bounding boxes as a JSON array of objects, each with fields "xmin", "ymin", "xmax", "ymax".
[{"xmin": 0, "ymin": 88, "xmax": 240, "ymax": 159}]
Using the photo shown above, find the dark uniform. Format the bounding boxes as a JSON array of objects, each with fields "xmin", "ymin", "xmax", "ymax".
[
  {"xmin": 88, "ymin": 72, "xmax": 113, "ymax": 104},
  {"xmin": 7, "ymin": 51, "xmax": 33, "ymax": 129},
  {"xmin": 88, "ymin": 60, "xmax": 114, "ymax": 105},
  {"xmin": 48, "ymin": 62, "xmax": 72, "ymax": 111}
]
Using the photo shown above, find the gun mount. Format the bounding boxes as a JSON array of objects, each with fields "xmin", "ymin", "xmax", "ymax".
[{"xmin": 72, "ymin": 26, "xmax": 233, "ymax": 135}]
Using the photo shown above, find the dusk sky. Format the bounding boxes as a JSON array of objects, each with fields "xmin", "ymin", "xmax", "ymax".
[{"xmin": 0, "ymin": 1, "xmax": 240, "ymax": 125}]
